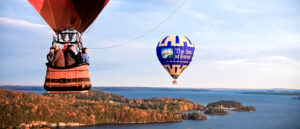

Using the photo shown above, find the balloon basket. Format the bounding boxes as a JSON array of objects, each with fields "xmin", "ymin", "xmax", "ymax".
[
  {"xmin": 44, "ymin": 64, "xmax": 92, "ymax": 92},
  {"xmin": 172, "ymin": 80, "xmax": 177, "ymax": 85}
]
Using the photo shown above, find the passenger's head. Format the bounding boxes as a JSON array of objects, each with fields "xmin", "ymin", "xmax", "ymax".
[
  {"xmin": 55, "ymin": 43, "xmax": 60, "ymax": 50},
  {"xmin": 50, "ymin": 47, "xmax": 55, "ymax": 53},
  {"xmin": 68, "ymin": 45, "xmax": 74, "ymax": 51},
  {"xmin": 82, "ymin": 48, "xmax": 87, "ymax": 53}
]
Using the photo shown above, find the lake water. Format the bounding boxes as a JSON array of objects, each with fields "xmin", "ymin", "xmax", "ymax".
[{"xmin": 16, "ymin": 88, "xmax": 300, "ymax": 129}]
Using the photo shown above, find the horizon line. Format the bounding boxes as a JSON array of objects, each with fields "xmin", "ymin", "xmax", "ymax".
[{"xmin": 0, "ymin": 85, "xmax": 299, "ymax": 90}]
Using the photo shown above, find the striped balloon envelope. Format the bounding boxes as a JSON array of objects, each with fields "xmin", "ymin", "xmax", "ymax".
[{"xmin": 156, "ymin": 35, "xmax": 195, "ymax": 84}]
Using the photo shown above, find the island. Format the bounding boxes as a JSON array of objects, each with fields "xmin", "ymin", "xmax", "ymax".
[
  {"xmin": 204, "ymin": 107, "xmax": 228, "ymax": 115},
  {"xmin": 207, "ymin": 100, "xmax": 243, "ymax": 109},
  {"xmin": 205, "ymin": 100, "xmax": 256, "ymax": 115},
  {"xmin": 181, "ymin": 112, "xmax": 207, "ymax": 120},
  {"xmin": 0, "ymin": 89, "xmax": 206, "ymax": 128},
  {"xmin": 232, "ymin": 106, "xmax": 256, "ymax": 112}
]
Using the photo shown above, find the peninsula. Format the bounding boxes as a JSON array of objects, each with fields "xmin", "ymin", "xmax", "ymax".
[{"xmin": 0, "ymin": 89, "xmax": 206, "ymax": 128}]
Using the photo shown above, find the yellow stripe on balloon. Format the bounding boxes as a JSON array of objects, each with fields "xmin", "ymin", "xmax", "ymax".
[
  {"xmin": 158, "ymin": 35, "xmax": 194, "ymax": 47},
  {"xmin": 163, "ymin": 65, "xmax": 188, "ymax": 79}
]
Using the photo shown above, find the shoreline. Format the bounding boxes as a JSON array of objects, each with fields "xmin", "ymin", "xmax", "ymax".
[{"xmin": 19, "ymin": 120, "xmax": 184, "ymax": 128}]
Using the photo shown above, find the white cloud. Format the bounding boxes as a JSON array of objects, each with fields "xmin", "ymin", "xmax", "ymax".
[
  {"xmin": 187, "ymin": 9, "xmax": 208, "ymax": 19},
  {"xmin": 181, "ymin": 1, "xmax": 208, "ymax": 20},
  {"xmin": 218, "ymin": 0, "xmax": 261, "ymax": 14},
  {"xmin": 262, "ymin": 56, "xmax": 290, "ymax": 61},
  {"xmin": 215, "ymin": 56, "xmax": 294, "ymax": 68},
  {"xmin": 269, "ymin": 30, "xmax": 300, "ymax": 45},
  {"xmin": 216, "ymin": 59, "xmax": 248, "ymax": 65},
  {"xmin": 0, "ymin": 17, "xmax": 48, "ymax": 29},
  {"xmin": 187, "ymin": 55, "xmax": 300, "ymax": 89},
  {"xmin": 109, "ymin": 0, "xmax": 122, "ymax": 6}
]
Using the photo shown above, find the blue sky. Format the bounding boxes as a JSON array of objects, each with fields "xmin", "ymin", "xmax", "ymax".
[{"xmin": 0, "ymin": 0, "xmax": 299, "ymax": 89}]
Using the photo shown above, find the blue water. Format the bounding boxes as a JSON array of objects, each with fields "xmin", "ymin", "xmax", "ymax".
[{"xmin": 17, "ymin": 89, "xmax": 300, "ymax": 129}]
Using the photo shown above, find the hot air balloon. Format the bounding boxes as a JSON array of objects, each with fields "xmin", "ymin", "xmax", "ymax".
[
  {"xmin": 156, "ymin": 35, "xmax": 195, "ymax": 84},
  {"xmin": 28, "ymin": 0, "xmax": 109, "ymax": 93}
]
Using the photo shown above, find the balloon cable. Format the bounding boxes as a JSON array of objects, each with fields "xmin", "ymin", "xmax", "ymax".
[{"xmin": 88, "ymin": 0, "xmax": 189, "ymax": 50}]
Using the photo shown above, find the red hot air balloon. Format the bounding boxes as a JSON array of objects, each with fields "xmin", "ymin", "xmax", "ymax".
[
  {"xmin": 28, "ymin": 0, "xmax": 109, "ymax": 93},
  {"xmin": 28, "ymin": 0, "xmax": 109, "ymax": 33}
]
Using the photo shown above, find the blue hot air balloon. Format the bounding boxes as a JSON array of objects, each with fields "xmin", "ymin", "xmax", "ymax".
[{"xmin": 156, "ymin": 35, "xmax": 195, "ymax": 84}]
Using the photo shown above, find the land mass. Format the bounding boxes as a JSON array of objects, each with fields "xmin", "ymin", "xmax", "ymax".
[
  {"xmin": 205, "ymin": 100, "xmax": 256, "ymax": 115},
  {"xmin": 241, "ymin": 91, "xmax": 300, "ymax": 96},
  {"xmin": 181, "ymin": 112, "xmax": 207, "ymax": 120},
  {"xmin": 291, "ymin": 96, "xmax": 300, "ymax": 100},
  {"xmin": 0, "ymin": 89, "xmax": 206, "ymax": 128},
  {"xmin": 0, "ymin": 88, "xmax": 257, "ymax": 128}
]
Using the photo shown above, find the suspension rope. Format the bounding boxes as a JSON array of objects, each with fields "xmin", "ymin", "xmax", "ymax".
[{"xmin": 88, "ymin": 0, "xmax": 189, "ymax": 50}]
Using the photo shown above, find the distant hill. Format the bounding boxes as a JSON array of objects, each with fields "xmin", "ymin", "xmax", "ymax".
[
  {"xmin": 92, "ymin": 87, "xmax": 209, "ymax": 92},
  {"xmin": 0, "ymin": 86, "xmax": 209, "ymax": 92},
  {"xmin": 0, "ymin": 86, "xmax": 44, "ymax": 90},
  {"xmin": 241, "ymin": 91, "xmax": 300, "ymax": 96},
  {"xmin": 0, "ymin": 88, "xmax": 206, "ymax": 128}
]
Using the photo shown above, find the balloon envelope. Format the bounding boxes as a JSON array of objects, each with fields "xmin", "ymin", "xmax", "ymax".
[
  {"xmin": 156, "ymin": 35, "xmax": 195, "ymax": 80},
  {"xmin": 28, "ymin": 0, "xmax": 109, "ymax": 33}
]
